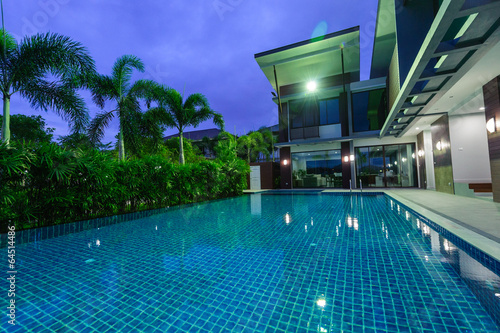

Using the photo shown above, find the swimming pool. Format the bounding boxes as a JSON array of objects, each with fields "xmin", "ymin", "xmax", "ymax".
[{"xmin": 2, "ymin": 193, "xmax": 499, "ymax": 332}]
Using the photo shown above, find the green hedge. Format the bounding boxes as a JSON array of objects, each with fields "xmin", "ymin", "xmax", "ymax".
[{"xmin": 0, "ymin": 142, "xmax": 249, "ymax": 232}]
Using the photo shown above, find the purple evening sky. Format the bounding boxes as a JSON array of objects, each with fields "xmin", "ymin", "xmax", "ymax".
[{"xmin": 5, "ymin": 0, "xmax": 379, "ymax": 144}]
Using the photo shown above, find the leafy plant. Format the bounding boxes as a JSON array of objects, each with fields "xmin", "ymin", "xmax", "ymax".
[{"xmin": 0, "ymin": 30, "xmax": 96, "ymax": 143}]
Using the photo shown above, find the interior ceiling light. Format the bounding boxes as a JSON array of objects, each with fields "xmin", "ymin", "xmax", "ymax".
[{"xmin": 307, "ymin": 81, "xmax": 317, "ymax": 92}]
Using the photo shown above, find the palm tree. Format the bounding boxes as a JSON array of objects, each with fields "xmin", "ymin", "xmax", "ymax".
[
  {"xmin": 143, "ymin": 83, "xmax": 224, "ymax": 165},
  {"xmin": 258, "ymin": 127, "xmax": 278, "ymax": 162},
  {"xmin": 88, "ymin": 55, "xmax": 156, "ymax": 161},
  {"xmin": 0, "ymin": 30, "xmax": 96, "ymax": 143},
  {"xmin": 237, "ymin": 131, "xmax": 269, "ymax": 163}
]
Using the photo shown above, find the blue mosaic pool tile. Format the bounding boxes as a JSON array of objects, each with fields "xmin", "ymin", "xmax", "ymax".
[{"xmin": 1, "ymin": 193, "xmax": 500, "ymax": 332}]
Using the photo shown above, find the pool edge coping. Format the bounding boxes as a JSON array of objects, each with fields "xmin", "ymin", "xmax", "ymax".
[{"xmin": 382, "ymin": 190, "xmax": 500, "ymax": 263}]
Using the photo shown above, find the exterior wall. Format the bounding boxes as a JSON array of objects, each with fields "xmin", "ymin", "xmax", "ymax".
[
  {"xmin": 417, "ymin": 132, "xmax": 426, "ymax": 189},
  {"xmin": 290, "ymin": 142, "xmax": 342, "ymax": 153},
  {"xmin": 352, "ymin": 135, "xmax": 417, "ymax": 148},
  {"xmin": 318, "ymin": 124, "xmax": 342, "ymax": 139},
  {"xmin": 483, "ymin": 76, "xmax": 500, "ymax": 202},
  {"xmin": 388, "ymin": 45, "xmax": 400, "ymax": 112},
  {"xmin": 279, "ymin": 73, "xmax": 358, "ymax": 97},
  {"xmin": 449, "ymin": 113, "xmax": 492, "ymax": 183},
  {"xmin": 431, "ymin": 115, "xmax": 454, "ymax": 194},
  {"xmin": 423, "ymin": 130, "xmax": 436, "ymax": 189}
]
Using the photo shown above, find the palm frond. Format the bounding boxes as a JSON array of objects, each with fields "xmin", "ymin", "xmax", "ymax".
[
  {"xmin": 88, "ymin": 111, "xmax": 115, "ymax": 144},
  {"xmin": 111, "ymin": 55, "xmax": 144, "ymax": 97},
  {"xmin": 89, "ymin": 74, "xmax": 116, "ymax": 109},
  {"xmin": 19, "ymin": 80, "xmax": 89, "ymax": 133},
  {"xmin": 16, "ymin": 32, "xmax": 95, "ymax": 81}
]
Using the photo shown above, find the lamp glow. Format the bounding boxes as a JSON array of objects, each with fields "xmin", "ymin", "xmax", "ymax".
[
  {"xmin": 486, "ymin": 117, "xmax": 496, "ymax": 133},
  {"xmin": 436, "ymin": 141, "xmax": 442, "ymax": 151},
  {"xmin": 343, "ymin": 156, "xmax": 349, "ymax": 162},
  {"xmin": 350, "ymin": 154, "xmax": 355, "ymax": 161},
  {"xmin": 283, "ymin": 159, "xmax": 289, "ymax": 165},
  {"xmin": 307, "ymin": 81, "xmax": 317, "ymax": 92}
]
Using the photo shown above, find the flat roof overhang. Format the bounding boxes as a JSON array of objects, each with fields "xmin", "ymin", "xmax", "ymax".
[
  {"xmin": 381, "ymin": 0, "xmax": 500, "ymax": 138},
  {"xmin": 254, "ymin": 27, "xmax": 361, "ymax": 96}
]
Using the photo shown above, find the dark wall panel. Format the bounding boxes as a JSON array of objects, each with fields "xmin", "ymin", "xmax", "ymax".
[
  {"xmin": 248, "ymin": 162, "xmax": 280, "ymax": 190},
  {"xmin": 431, "ymin": 115, "xmax": 454, "ymax": 194},
  {"xmin": 280, "ymin": 147, "xmax": 292, "ymax": 189},
  {"xmin": 279, "ymin": 103, "xmax": 289, "ymax": 143},
  {"xmin": 483, "ymin": 76, "xmax": 500, "ymax": 202},
  {"xmin": 341, "ymin": 142, "xmax": 352, "ymax": 189}
]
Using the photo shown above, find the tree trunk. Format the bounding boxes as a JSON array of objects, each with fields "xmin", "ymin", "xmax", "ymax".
[
  {"xmin": 179, "ymin": 131, "xmax": 185, "ymax": 165},
  {"xmin": 1, "ymin": 95, "xmax": 10, "ymax": 143},
  {"xmin": 118, "ymin": 123, "xmax": 125, "ymax": 161}
]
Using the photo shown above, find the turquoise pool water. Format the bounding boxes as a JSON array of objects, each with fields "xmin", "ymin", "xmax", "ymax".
[{"xmin": 1, "ymin": 193, "xmax": 500, "ymax": 332}]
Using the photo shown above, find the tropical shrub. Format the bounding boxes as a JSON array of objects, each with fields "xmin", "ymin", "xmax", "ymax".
[{"xmin": 0, "ymin": 141, "xmax": 249, "ymax": 232}]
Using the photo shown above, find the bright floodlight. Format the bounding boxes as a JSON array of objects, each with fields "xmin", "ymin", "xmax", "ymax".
[{"xmin": 307, "ymin": 81, "xmax": 317, "ymax": 92}]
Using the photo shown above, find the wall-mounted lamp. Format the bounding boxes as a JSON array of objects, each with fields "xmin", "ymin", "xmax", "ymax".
[
  {"xmin": 283, "ymin": 159, "xmax": 289, "ymax": 166},
  {"xmin": 486, "ymin": 116, "xmax": 497, "ymax": 133},
  {"xmin": 343, "ymin": 156, "xmax": 349, "ymax": 163},
  {"xmin": 418, "ymin": 150, "xmax": 424, "ymax": 157},
  {"xmin": 307, "ymin": 81, "xmax": 317, "ymax": 92},
  {"xmin": 436, "ymin": 141, "xmax": 442, "ymax": 151}
]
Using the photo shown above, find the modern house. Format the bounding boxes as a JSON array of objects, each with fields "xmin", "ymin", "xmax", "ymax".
[{"xmin": 254, "ymin": 0, "xmax": 500, "ymax": 202}]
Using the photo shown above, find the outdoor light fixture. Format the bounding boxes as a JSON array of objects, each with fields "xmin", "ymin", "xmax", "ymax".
[
  {"xmin": 307, "ymin": 81, "xmax": 317, "ymax": 92},
  {"xmin": 486, "ymin": 117, "xmax": 497, "ymax": 133},
  {"xmin": 350, "ymin": 154, "xmax": 355, "ymax": 161},
  {"xmin": 343, "ymin": 156, "xmax": 349, "ymax": 163},
  {"xmin": 436, "ymin": 141, "xmax": 442, "ymax": 151},
  {"xmin": 418, "ymin": 150, "xmax": 424, "ymax": 157},
  {"xmin": 283, "ymin": 159, "xmax": 289, "ymax": 165}
]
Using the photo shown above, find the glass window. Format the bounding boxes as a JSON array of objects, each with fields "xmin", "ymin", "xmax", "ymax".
[
  {"xmin": 355, "ymin": 144, "xmax": 417, "ymax": 187},
  {"xmin": 319, "ymin": 98, "xmax": 340, "ymax": 125},
  {"xmin": 319, "ymin": 101, "xmax": 327, "ymax": 125},
  {"xmin": 304, "ymin": 99, "xmax": 319, "ymax": 127},
  {"xmin": 290, "ymin": 97, "xmax": 322, "ymax": 129},
  {"xmin": 352, "ymin": 88, "xmax": 387, "ymax": 132},
  {"xmin": 290, "ymin": 101, "xmax": 303, "ymax": 128},
  {"xmin": 292, "ymin": 150, "xmax": 342, "ymax": 188}
]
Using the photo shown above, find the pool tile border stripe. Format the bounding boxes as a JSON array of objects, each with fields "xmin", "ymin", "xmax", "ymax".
[
  {"xmin": 389, "ymin": 197, "xmax": 500, "ymax": 277},
  {"xmin": 0, "ymin": 208, "xmax": 168, "ymax": 248}
]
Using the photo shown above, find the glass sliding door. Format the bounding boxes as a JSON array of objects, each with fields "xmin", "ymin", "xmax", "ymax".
[
  {"xmin": 355, "ymin": 146, "xmax": 384, "ymax": 187},
  {"xmin": 355, "ymin": 143, "xmax": 417, "ymax": 187},
  {"xmin": 291, "ymin": 150, "xmax": 342, "ymax": 188}
]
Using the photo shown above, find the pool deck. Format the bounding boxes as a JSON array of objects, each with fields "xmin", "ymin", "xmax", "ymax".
[{"xmin": 244, "ymin": 189, "xmax": 500, "ymax": 261}]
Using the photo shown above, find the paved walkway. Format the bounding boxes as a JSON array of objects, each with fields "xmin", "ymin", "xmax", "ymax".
[{"xmin": 244, "ymin": 188, "xmax": 500, "ymax": 261}]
